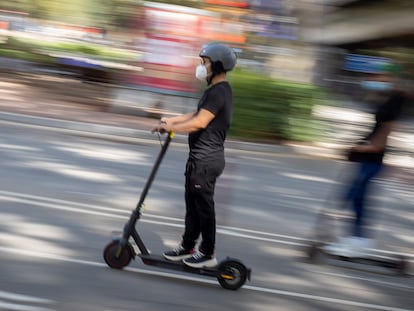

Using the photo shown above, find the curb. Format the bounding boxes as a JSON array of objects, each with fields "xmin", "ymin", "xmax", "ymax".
[{"xmin": 0, "ymin": 111, "xmax": 337, "ymax": 158}]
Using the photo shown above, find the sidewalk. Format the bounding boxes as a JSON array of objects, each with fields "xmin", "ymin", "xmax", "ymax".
[
  {"xmin": 0, "ymin": 68, "xmax": 413, "ymax": 165},
  {"xmin": 0, "ymin": 69, "xmax": 339, "ymax": 157}
]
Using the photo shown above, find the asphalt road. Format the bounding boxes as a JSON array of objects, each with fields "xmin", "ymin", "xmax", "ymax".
[{"xmin": 1, "ymin": 122, "xmax": 414, "ymax": 311}]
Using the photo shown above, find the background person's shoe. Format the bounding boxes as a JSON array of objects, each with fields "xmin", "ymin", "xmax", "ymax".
[
  {"xmin": 163, "ymin": 245, "xmax": 194, "ymax": 261},
  {"xmin": 323, "ymin": 237, "xmax": 353, "ymax": 257},
  {"xmin": 323, "ymin": 236, "xmax": 376, "ymax": 258},
  {"xmin": 183, "ymin": 251, "xmax": 217, "ymax": 268}
]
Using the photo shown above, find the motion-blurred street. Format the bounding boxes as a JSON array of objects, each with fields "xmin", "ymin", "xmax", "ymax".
[
  {"xmin": 1, "ymin": 119, "xmax": 413, "ymax": 311},
  {"xmin": 1, "ymin": 0, "xmax": 414, "ymax": 310}
]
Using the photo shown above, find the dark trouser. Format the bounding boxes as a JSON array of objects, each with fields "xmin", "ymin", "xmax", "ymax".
[
  {"xmin": 346, "ymin": 161, "xmax": 383, "ymax": 237},
  {"xmin": 181, "ymin": 158, "xmax": 225, "ymax": 256}
]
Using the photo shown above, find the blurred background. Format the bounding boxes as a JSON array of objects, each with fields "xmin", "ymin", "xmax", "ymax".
[
  {"xmin": 0, "ymin": 0, "xmax": 413, "ymax": 156},
  {"xmin": 1, "ymin": 2, "xmax": 414, "ymax": 309}
]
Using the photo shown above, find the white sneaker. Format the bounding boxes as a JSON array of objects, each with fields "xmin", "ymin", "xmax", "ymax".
[
  {"xmin": 353, "ymin": 237, "xmax": 376, "ymax": 250},
  {"xmin": 323, "ymin": 236, "xmax": 376, "ymax": 258},
  {"xmin": 323, "ymin": 237, "xmax": 353, "ymax": 257}
]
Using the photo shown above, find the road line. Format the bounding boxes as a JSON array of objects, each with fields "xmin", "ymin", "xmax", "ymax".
[
  {"xmin": 0, "ymin": 291, "xmax": 53, "ymax": 304},
  {"xmin": 0, "ymin": 190, "xmax": 307, "ymax": 244},
  {"xmin": 0, "ymin": 117, "xmax": 308, "ymax": 157},
  {"xmin": 301, "ymin": 269, "xmax": 414, "ymax": 291},
  {"xmin": 1, "ymin": 190, "xmax": 414, "ymax": 258},
  {"xmin": 0, "ymin": 290, "xmax": 54, "ymax": 311},
  {"xmin": 0, "ymin": 119, "xmax": 155, "ymax": 146},
  {"xmin": 243, "ymin": 285, "xmax": 413, "ymax": 311},
  {"xmin": 0, "ymin": 190, "xmax": 383, "ymax": 247},
  {"xmin": 0, "ymin": 190, "xmax": 131, "ymax": 215},
  {"xmin": 0, "ymin": 193, "xmax": 128, "ymax": 220},
  {"xmin": 0, "ymin": 301, "xmax": 54, "ymax": 311},
  {"xmin": 0, "ymin": 246, "xmax": 411, "ymax": 311},
  {"xmin": 0, "ymin": 192, "xmax": 303, "ymax": 245}
]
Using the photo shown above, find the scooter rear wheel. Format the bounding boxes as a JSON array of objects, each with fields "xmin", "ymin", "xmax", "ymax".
[
  {"xmin": 217, "ymin": 260, "xmax": 248, "ymax": 290},
  {"xmin": 306, "ymin": 242, "xmax": 321, "ymax": 262},
  {"xmin": 395, "ymin": 255, "xmax": 408, "ymax": 276},
  {"xmin": 103, "ymin": 240, "xmax": 133, "ymax": 269}
]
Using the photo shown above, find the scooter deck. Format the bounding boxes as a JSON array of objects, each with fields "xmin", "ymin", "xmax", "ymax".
[
  {"xmin": 308, "ymin": 243, "xmax": 407, "ymax": 275},
  {"xmin": 324, "ymin": 252, "xmax": 405, "ymax": 270},
  {"xmin": 138, "ymin": 254, "xmax": 218, "ymax": 277}
]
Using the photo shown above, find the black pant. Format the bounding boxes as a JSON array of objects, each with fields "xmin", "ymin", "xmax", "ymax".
[{"xmin": 181, "ymin": 158, "xmax": 225, "ymax": 256}]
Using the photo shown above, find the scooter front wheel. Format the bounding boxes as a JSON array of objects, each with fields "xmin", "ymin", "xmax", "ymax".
[
  {"xmin": 217, "ymin": 259, "xmax": 249, "ymax": 290},
  {"xmin": 103, "ymin": 240, "xmax": 133, "ymax": 269}
]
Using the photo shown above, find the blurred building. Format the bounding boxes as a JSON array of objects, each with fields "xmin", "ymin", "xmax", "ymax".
[
  {"xmin": 302, "ymin": 0, "xmax": 414, "ymax": 100},
  {"xmin": 0, "ymin": 9, "xmax": 28, "ymax": 31},
  {"xmin": 112, "ymin": 1, "xmax": 251, "ymax": 116},
  {"xmin": 305, "ymin": 0, "xmax": 414, "ymax": 50}
]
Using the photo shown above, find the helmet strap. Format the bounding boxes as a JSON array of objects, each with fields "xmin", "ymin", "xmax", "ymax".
[{"xmin": 207, "ymin": 72, "xmax": 215, "ymax": 85}]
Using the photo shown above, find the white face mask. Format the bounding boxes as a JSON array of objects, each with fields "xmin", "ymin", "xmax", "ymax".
[{"xmin": 195, "ymin": 64, "xmax": 208, "ymax": 81}]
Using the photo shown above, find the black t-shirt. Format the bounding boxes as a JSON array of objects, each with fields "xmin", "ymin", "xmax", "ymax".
[
  {"xmin": 366, "ymin": 91, "xmax": 404, "ymax": 140},
  {"xmin": 188, "ymin": 81, "xmax": 233, "ymax": 161},
  {"xmin": 359, "ymin": 91, "xmax": 404, "ymax": 163}
]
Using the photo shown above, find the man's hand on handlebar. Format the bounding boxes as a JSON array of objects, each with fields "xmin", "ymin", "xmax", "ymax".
[{"xmin": 151, "ymin": 119, "xmax": 172, "ymax": 134}]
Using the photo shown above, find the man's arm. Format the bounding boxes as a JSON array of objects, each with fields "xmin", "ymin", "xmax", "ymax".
[
  {"xmin": 354, "ymin": 122, "xmax": 394, "ymax": 153},
  {"xmin": 161, "ymin": 112, "xmax": 196, "ymax": 125},
  {"xmin": 170, "ymin": 109, "xmax": 215, "ymax": 133},
  {"xmin": 153, "ymin": 109, "xmax": 215, "ymax": 134}
]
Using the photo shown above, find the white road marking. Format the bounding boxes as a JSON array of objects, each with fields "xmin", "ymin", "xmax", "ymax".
[
  {"xmin": 0, "ymin": 301, "xmax": 53, "ymax": 311},
  {"xmin": 243, "ymin": 286, "xmax": 413, "ymax": 311},
  {"xmin": 301, "ymin": 267, "xmax": 414, "ymax": 291},
  {"xmin": 0, "ymin": 291, "xmax": 54, "ymax": 311},
  {"xmin": 0, "ymin": 116, "xmax": 305, "ymax": 157},
  {"xmin": 0, "ymin": 119, "xmax": 156, "ymax": 146},
  {"xmin": 1, "ymin": 190, "xmax": 413, "ymax": 259},
  {"xmin": 0, "ymin": 246, "xmax": 412, "ymax": 311},
  {"xmin": 0, "ymin": 291, "xmax": 53, "ymax": 304}
]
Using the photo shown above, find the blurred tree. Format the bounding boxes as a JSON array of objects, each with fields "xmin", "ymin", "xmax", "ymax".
[
  {"xmin": 0, "ymin": 0, "xmax": 31, "ymax": 13},
  {"xmin": 1, "ymin": 0, "xmax": 202, "ymax": 28},
  {"xmin": 1, "ymin": 0, "xmax": 91, "ymax": 24},
  {"xmin": 152, "ymin": 0, "xmax": 202, "ymax": 8},
  {"xmin": 0, "ymin": 0, "xmax": 143, "ymax": 28},
  {"xmin": 98, "ymin": 0, "xmax": 143, "ymax": 29},
  {"xmin": 32, "ymin": 0, "xmax": 92, "ymax": 24}
]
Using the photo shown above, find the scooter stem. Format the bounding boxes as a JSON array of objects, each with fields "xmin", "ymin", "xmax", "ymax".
[{"xmin": 134, "ymin": 132, "xmax": 174, "ymax": 211}]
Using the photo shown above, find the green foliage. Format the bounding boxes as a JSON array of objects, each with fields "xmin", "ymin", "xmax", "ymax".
[
  {"xmin": 0, "ymin": 0, "xmax": 31, "ymax": 14},
  {"xmin": 0, "ymin": 48, "xmax": 54, "ymax": 63},
  {"xmin": 1, "ymin": 0, "xmax": 143, "ymax": 28},
  {"xmin": 228, "ymin": 69, "xmax": 328, "ymax": 143},
  {"xmin": 0, "ymin": 35, "xmax": 329, "ymax": 144},
  {"xmin": 1, "ymin": 36, "xmax": 136, "ymax": 62}
]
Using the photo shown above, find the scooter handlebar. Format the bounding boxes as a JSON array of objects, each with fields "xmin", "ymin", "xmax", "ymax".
[{"xmin": 156, "ymin": 129, "xmax": 174, "ymax": 139}]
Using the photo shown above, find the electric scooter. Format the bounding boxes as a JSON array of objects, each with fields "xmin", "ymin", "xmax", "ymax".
[
  {"xmin": 103, "ymin": 132, "xmax": 251, "ymax": 290},
  {"xmin": 305, "ymin": 166, "xmax": 408, "ymax": 276},
  {"xmin": 306, "ymin": 211, "xmax": 408, "ymax": 275}
]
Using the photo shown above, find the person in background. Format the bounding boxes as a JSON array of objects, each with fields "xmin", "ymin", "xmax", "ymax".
[
  {"xmin": 325, "ymin": 62, "xmax": 405, "ymax": 256},
  {"xmin": 151, "ymin": 42, "xmax": 236, "ymax": 268}
]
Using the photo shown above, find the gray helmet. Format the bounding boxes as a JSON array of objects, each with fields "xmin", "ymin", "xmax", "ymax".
[{"xmin": 199, "ymin": 43, "xmax": 236, "ymax": 72}]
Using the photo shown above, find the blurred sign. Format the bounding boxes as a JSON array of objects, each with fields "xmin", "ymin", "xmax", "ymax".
[
  {"xmin": 249, "ymin": 0, "xmax": 285, "ymax": 11},
  {"xmin": 0, "ymin": 21, "xmax": 8, "ymax": 30},
  {"xmin": 248, "ymin": 14, "xmax": 297, "ymax": 40},
  {"xmin": 124, "ymin": 1, "xmax": 246, "ymax": 95},
  {"xmin": 122, "ymin": 2, "xmax": 212, "ymax": 95},
  {"xmin": 205, "ymin": 0, "xmax": 248, "ymax": 8},
  {"xmin": 344, "ymin": 54, "xmax": 390, "ymax": 73},
  {"xmin": 0, "ymin": 9, "xmax": 28, "ymax": 31}
]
